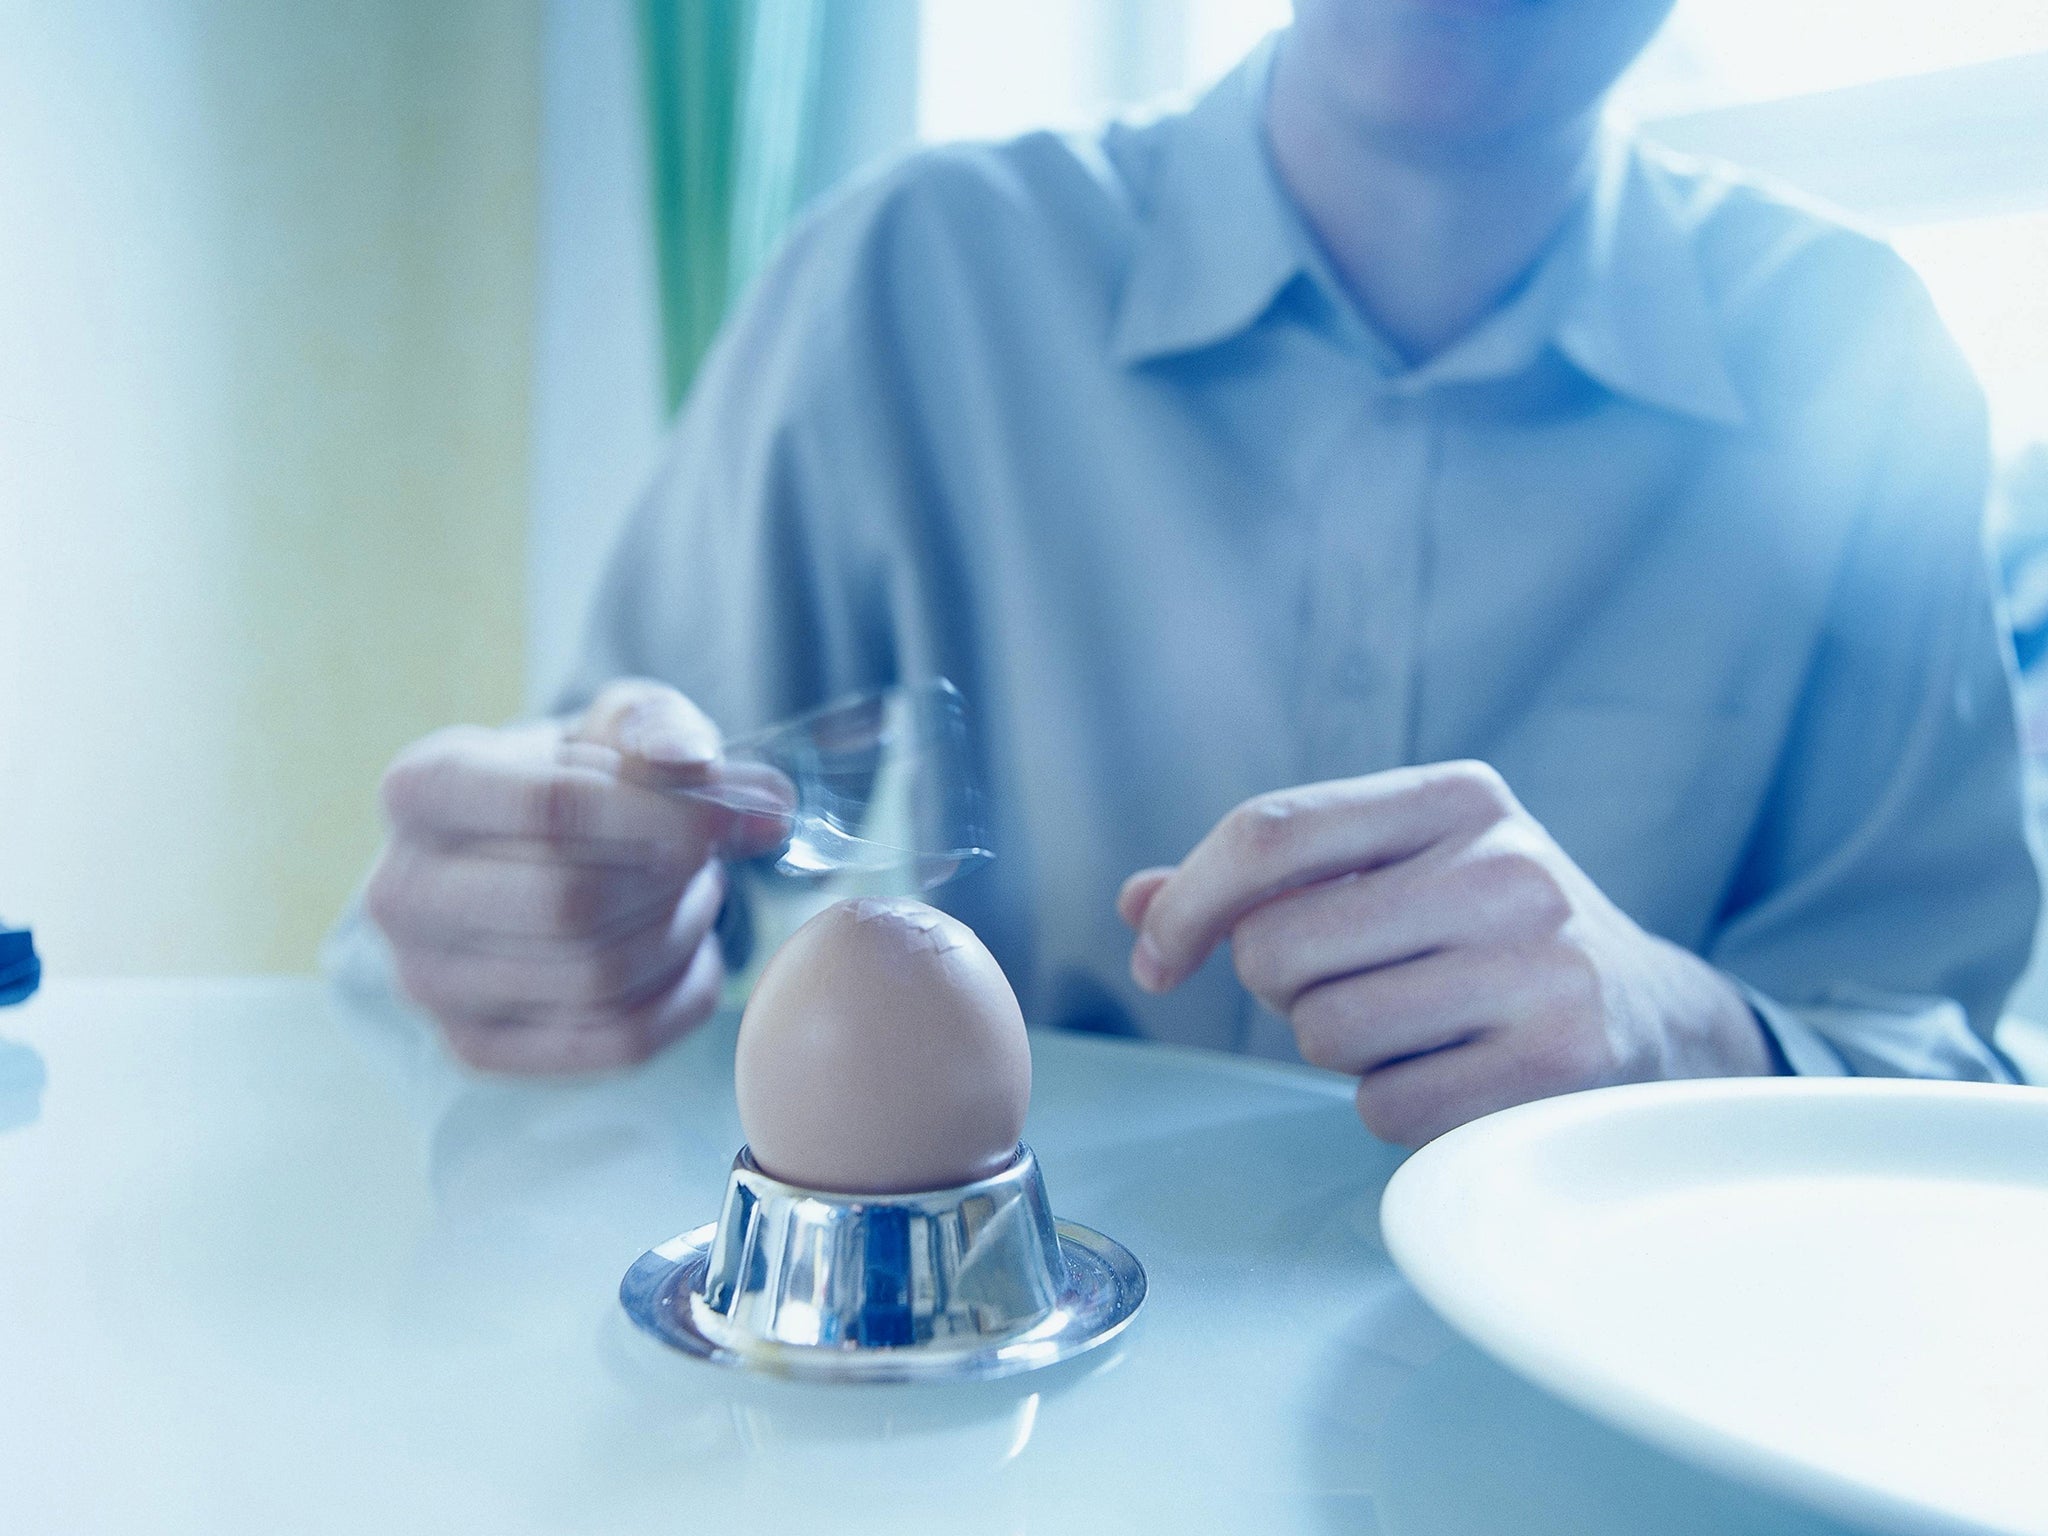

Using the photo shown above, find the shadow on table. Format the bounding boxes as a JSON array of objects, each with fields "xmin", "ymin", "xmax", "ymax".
[
  {"xmin": 0, "ymin": 1034, "xmax": 45, "ymax": 1134},
  {"xmin": 1038, "ymin": 1092, "xmax": 1405, "ymax": 1280},
  {"xmin": 1304, "ymin": 1313, "xmax": 1875, "ymax": 1536}
]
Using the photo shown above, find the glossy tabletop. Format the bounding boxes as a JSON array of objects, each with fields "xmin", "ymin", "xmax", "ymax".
[{"xmin": 0, "ymin": 979, "xmax": 1882, "ymax": 1535}]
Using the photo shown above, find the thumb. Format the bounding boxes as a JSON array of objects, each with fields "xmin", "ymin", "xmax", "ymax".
[{"xmin": 573, "ymin": 679, "xmax": 722, "ymax": 784}]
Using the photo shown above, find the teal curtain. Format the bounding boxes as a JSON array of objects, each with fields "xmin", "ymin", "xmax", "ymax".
[{"xmin": 638, "ymin": 0, "xmax": 828, "ymax": 416}]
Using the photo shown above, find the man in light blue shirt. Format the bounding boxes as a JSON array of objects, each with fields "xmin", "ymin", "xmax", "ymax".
[{"xmin": 357, "ymin": 0, "xmax": 2037, "ymax": 1145}]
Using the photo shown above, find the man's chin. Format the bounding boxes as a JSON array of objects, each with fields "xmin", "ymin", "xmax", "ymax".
[
  {"xmin": 1284, "ymin": 0, "xmax": 1668, "ymax": 157},
  {"xmin": 1345, "ymin": 84, "xmax": 1545, "ymax": 163},
  {"xmin": 1293, "ymin": 22, "xmax": 1534, "ymax": 148},
  {"xmin": 1389, "ymin": 0, "xmax": 1533, "ymax": 17}
]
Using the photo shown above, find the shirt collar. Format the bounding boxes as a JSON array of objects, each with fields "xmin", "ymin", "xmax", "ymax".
[
  {"xmin": 1110, "ymin": 45, "xmax": 1749, "ymax": 429},
  {"xmin": 1108, "ymin": 39, "xmax": 1302, "ymax": 368},
  {"xmin": 1549, "ymin": 133, "xmax": 1749, "ymax": 427}
]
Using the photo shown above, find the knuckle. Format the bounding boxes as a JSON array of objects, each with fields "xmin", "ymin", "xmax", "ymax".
[
  {"xmin": 549, "ymin": 868, "xmax": 613, "ymax": 933},
  {"xmin": 1521, "ymin": 1009, "xmax": 1606, "ymax": 1093},
  {"xmin": 1228, "ymin": 921, "xmax": 1283, "ymax": 1005},
  {"xmin": 586, "ymin": 679, "xmax": 647, "ymax": 719},
  {"xmin": 577, "ymin": 935, "xmax": 652, "ymax": 1006},
  {"xmin": 585, "ymin": 1037, "xmax": 648, "ymax": 1074},
  {"xmin": 376, "ymin": 762, "xmax": 419, "ymax": 826},
  {"xmin": 1434, "ymin": 760, "xmax": 1514, "ymax": 823},
  {"xmin": 540, "ymin": 1004, "xmax": 623, "ymax": 1053},
  {"xmin": 1562, "ymin": 1015, "xmax": 1610, "ymax": 1085},
  {"xmin": 533, "ymin": 771, "xmax": 595, "ymax": 844},
  {"xmin": 1516, "ymin": 863, "xmax": 1573, "ymax": 931},
  {"xmin": 1291, "ymin": 989, "xmax": 1351, "ymax": 1073},
  {"xmin": 377, "ymin": 753, "xmax": 436, "ymax": 830},
  {"xmin": 1472, "ymin": 845, "xmax": 1571, "ymax": 928},
  {"xmin": 577, "ymin": 683, "xmax": 639, "ymax": 749},
  {"xmin": 380, "ymin": 726, "xmax": 487, "ymax": 827},
  {"xmin": 1354, "ymin": 1081, "xmax": 1421, "ymax": 1147},
  {"xmin": 545, "ymin": 953, "xmax": 605, "ymax": 1009},
  {"xmin": 1479, "ymin": 845, "xmax": 1546, "ymax": 892},
  {"xmin": 584, "ymin": 949, "xmax": 636, "ymax": 1007},
  {"xmin": 601, "ymin": 677, "xmax": 668, "ymax": 714},
  {"xmin": 1227, "ymin": 792, "xmax": 1305, "ymax": 864},
  {"xmin": 390, "ymin": 953, "xmax": 455, "ymax": 1015},
  {"xmin": 1530, "ymin": 880, "xmax": 1574, "ymax": 933},
  {"xmin": 611, "ymin": 1008, "xmax": 667, "ymax": 1066},
  {"xmin": 1544, "ymin": 941, "xmax": 1604, "ymax": 1017}
]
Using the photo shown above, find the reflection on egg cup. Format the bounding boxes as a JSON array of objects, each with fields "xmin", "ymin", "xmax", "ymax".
[{"xmin": 619, "ymin": 1142, "xmax": 1145, "ymax": 1384}]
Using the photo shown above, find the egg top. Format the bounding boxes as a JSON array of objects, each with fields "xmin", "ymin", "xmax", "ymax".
[{"xmin": 734, "ymin": 897, "xmax": 1031, "ymax": 1194}]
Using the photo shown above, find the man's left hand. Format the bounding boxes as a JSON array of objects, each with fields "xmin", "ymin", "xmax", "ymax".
[{"xmin": 1118, "ymin": 760, "xmax": 1773, "ymax": 1147}]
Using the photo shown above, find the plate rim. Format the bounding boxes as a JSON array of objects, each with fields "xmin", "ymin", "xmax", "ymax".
[{"xmin": 1381, "ymin": 1076, "xmax": 2048, "ymax": 1536}]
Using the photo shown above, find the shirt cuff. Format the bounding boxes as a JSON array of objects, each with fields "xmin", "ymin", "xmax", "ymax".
[{"xmin": 1729, "ymin": 979, "xmax": 1853, "ymax": 1077}]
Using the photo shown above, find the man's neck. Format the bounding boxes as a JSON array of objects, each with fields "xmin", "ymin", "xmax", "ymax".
[{"xmin": 1264, "ymin": 34, "xmax": 1600, "ymax": 365}]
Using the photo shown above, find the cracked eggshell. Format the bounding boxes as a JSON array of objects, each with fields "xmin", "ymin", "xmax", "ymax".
[{"xmin": 734, "ymin": 897, "xmax": 1031, "ymax": 1195}]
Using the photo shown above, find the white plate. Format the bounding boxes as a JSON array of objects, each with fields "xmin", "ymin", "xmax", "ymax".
[{"xmin": 1381, "ymin": 1078, "xmax": 2048, "ymax": 1536}]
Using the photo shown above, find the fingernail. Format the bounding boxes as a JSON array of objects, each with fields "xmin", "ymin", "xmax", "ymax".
[
  {"xmin": 621, "ymin": 714, "xmax": 715, "ymax": 768},
  {"xmin": 1131, "ymin": 934, "xmax": 1169, "ymax": 993},
  {"xmin": 641, "ymin": 738, "xmax": 715, "ymax": 769}
]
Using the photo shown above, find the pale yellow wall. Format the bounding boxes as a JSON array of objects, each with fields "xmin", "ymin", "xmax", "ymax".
[{"xmin": 0, "ymin": 2, "xmax": 540, "ymax": 973}]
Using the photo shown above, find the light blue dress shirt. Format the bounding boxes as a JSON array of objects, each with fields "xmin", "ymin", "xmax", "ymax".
[{"xmin": 559, "ymin": 45, "xmax": 2038, "ymax": 1078}]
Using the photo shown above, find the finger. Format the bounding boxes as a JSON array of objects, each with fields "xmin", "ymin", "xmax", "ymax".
[
  {"xmin": 571, "ymin": 683, "xmax": 791, "ymax": 856},
  {"xmin": 1350, "ymin": 1038, "xmax": 1504, "ymax": 1148},
  {"xmin": 564, "ymin": 754, "xmax": 793, "ymax": 862},
  {"xmin": 393, "ymin": 862, "xmax": 725, "ymax": 1016},
  {"xmin": 573, "ymin": 679, "xmax": 722, "ymax": 780},
  {"xmin": 1352, "ymin": 1022, "xmax": 1600, "ymax": 1148},
  {"xmin": 1134, "ymin": 762, "xmax": 1514, "ymax": 993},
  {"xmin": 380, "ymin": 724, "xmax": 727, "ymax": 859},
  {"xmin": 437, "ymin": 936, "xmax": 726, "ymax": 1076},
  {"xmin": 1230, "ymin": 840, "xmax": 1571, "ymax": 1014},
  {"xmin": 1287, "ymin": 944, "xmax": 1583, "ymax": 1075},
  {"xmin": 365, "ymin": 841, "xmax": 694, "ymax": 945},
  {"xmin": 1116, "ymin": 867, "xmax": 1173, "ymax": 929},
  {"xmin": 687, "ymin": 759, "xmax": 799, "ymax": 860}
]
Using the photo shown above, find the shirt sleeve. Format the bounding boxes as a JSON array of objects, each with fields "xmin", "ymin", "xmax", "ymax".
[
  {"xmin": 548, "ymin": 194, "xmax": 909, "ymax": 734},
  {"xmin": 1706, "ymin": 272, "xmax": 2040, "ymax": 1081}
]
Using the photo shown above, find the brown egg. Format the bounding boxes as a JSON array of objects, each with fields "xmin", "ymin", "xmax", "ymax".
[{"xmin": 734, "ymin": 897, "xmax": 1031, "ymax": 1194}]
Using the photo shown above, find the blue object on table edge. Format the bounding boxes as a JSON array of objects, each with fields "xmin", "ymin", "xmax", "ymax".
[{"xmin": 0, "ymin": 925, "xmax": 40, "ymax": 1006}]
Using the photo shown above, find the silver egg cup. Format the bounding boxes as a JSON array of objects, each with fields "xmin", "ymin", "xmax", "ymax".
[{"xmin": 619, "ymin": 1143, "xmax": 1145, "ymax": 1383}]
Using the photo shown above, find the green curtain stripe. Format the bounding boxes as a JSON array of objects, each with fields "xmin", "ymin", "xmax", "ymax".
[
  {"xmin": 638, "ymin": 0, "xmax": 740, "ymax": 415},
  {"xmin": 732, "ymin": 0, "xmax": 827, "ymax": 286},
  {"xmin": 638, "ymin": 0, "xmax": 825, "ymax": 417}
]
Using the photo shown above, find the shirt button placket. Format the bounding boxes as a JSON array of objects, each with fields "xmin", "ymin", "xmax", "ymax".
[{"xmin": 1306, "ymin": 388, "xmax": 1433, "ymax": 782}]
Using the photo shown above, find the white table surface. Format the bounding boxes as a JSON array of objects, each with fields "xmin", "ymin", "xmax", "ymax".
[{"xmin": 0, "ymin": 978, "xmax": 1880, "ymax": 1536}]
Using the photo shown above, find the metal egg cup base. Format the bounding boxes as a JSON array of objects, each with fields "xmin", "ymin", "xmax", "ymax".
[{"xmin": 619, "ymin": 1145, "xmax": 1146, "ymax": 1384}]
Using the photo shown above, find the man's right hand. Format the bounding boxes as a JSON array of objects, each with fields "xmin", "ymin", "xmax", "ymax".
[{"xmin": 364, "ymin": 680, "xmax": 780, "ymax": 1074}]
